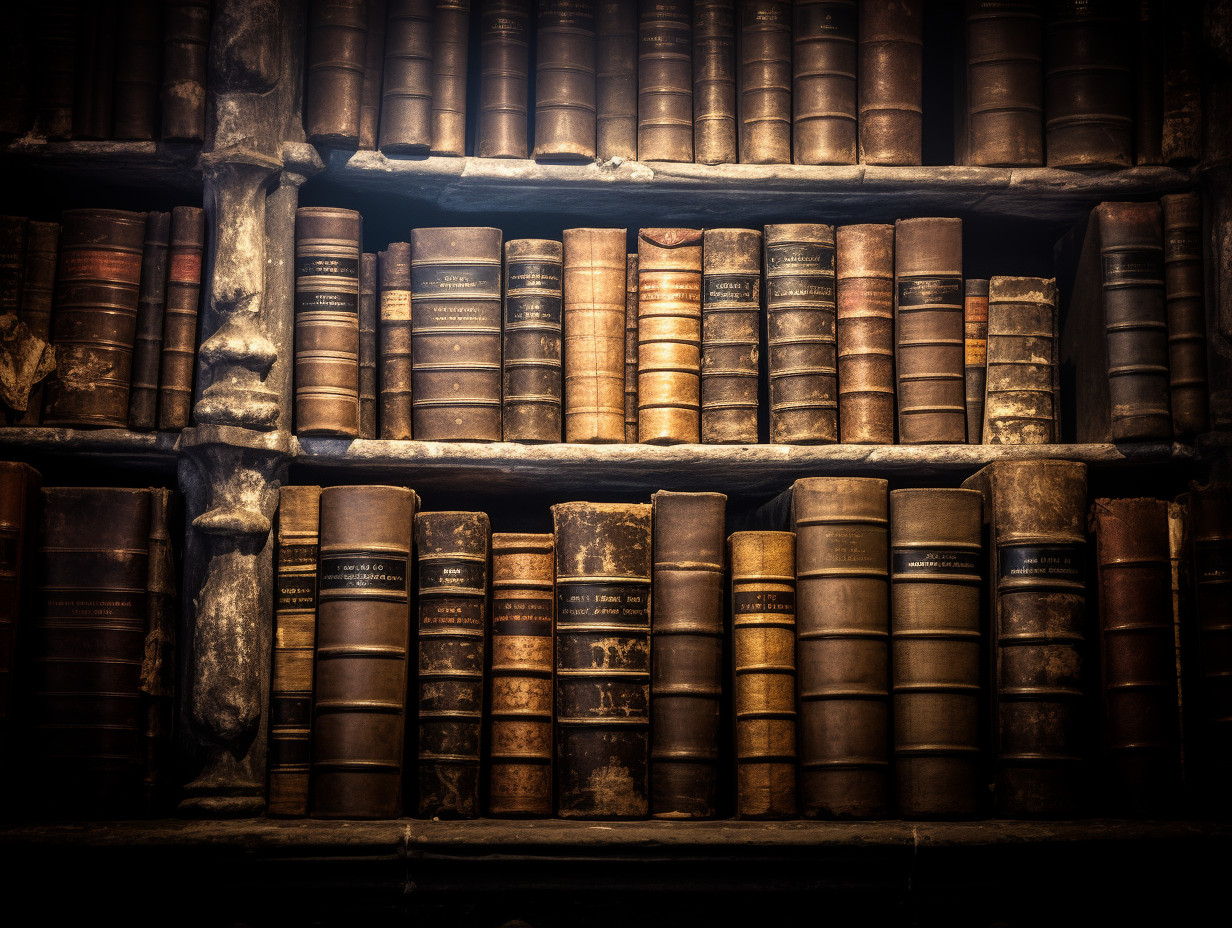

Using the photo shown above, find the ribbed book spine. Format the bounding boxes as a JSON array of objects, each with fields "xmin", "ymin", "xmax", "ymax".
[
  {"xmin": 639, "ymin": 0, "xmax": 693, "ymax": 162},
  {"xmin": 14, "ymin": 221, "xmax": 59, "ymax": 426},
  {"xmin": 378, "ymin": 243, "xmax": 414, "ymax": 439},
  {"xmin": 692, "ymin": 0, "xmax": 737, "ymax": 165},
  {"xmin": 1161, "ymin": 192, "xmax": 1209, "ymax": 437},
  {"xmin": 305, "ymin": 0, "xmax": 367, "ymax": 146},
  {"xmin": 963, "ymin": 279, "xmax": 988, "ymax": 445},
  {"xmin": 359, "ymin": 0, "xmax": 388, "ymax": 150},
  {"xmin": 701, "ymin": 228, "xmax": 761, "ymax": 443},
  {"xmin": 160, "ymin": 0, "xmax": 209, "ymax": 142},
  {"xmin": 0, "ymin": 462, "xmax": 39, "ymax": 792},
  {"xmin": 477, "ymin": 0, "xmax": 530, "ymax": 158},
  {"xmin": 157, "ymin": 206, "xmax": 206, "ymax": 431},
  {"xmin": 502, "ymin": 238, "xmax": 564, "ymax": 442},
  {"xmin": 563, "ymin": 228, "xmax": 627, "ymax": 442},
  {"xmin": 835, "ymin": 223, "xmax": 895, "ymax": 444},
  {"xmin": 112, "ymin": 0, "xmax": 160, "ymax": 140},
  {"xmin": 534, "ymin": 0, "xmax": 597, "ymax": 161},
  {"xmin": 858, "ymin": 0, "xmax": 922, "ymax": 165},
  {"xmin": 793, "ymin": 0, "xmax": 858, "ymax": 165},
  {"xmin": 739, "ymin": 0, "xmax": 791, "ymax": 164},
  {"xmin": 380, "ymin": 0, "xmax": 434, "ymax": 154},
  {"xmin": 359, "ymin": 253, "xmax": 379, "ymax": 438},
  {"xmin": 624, "ymin": 253, "xmax": 640, "ymax": 442},
  {"xmin": 430, "ymin": 0, "xmax": 470, "ymax": 155},
  {"xmin": 127, "ymin": 211, "xmax": 171, "ymax": 431},
  {"xmin": 597, "ymin": 0, "xmax": 638, "ymax": 161},
  {"xmin": 965, "ymin": 0, "xmax": 1044, "ymax": 167},
  {"xmin": 983, "ymin": 276, "xmax": 1058, "ymax": 444},
  {"xmin": 34, "ymin": 3, "xmax": 77, "ymax": 141}
]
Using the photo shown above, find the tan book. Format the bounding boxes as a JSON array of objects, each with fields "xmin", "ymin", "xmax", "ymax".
[
  {"xmin": 701, "ymin": 227, "xmax": 761, "ymax": 443},
  {"xmin": 858, "ymin": 0, "xmax": 923, "ymax": 165},
  {"xmin": 983, "ymin": 276, "xmax": 1058, "ymax": 445},
  {"xmin": 380, "ymin": 0, "xmax": 435, "ymax": 154},
  {"xmin": 378, "ymin": 243, "xmax": 414, "ymax": 440},
  {"xmin": 563, "ymin": 228, "xmax": 627, "ymax": 442},
  {"xmin": 597, "ymin": 0, "xmax": 639, "ymax": 161},
  {"xmin": 305, "ymin": 0, "xmax": 367, "ymax": 147},
  {"xmin": 624, "ymin": 253, "xmax": 640, "ymax": 442},
  {"xmin": 430, "ymin": 0, "xmax": 471, "ymax": 155},
  {"xmin": 638, "ymin": 0, "xmax": 693, "ymax": 162},
  {"xmin": 836, "ymin": 223, "xmax": 895, "ymax": 444},
  {"xmin": 793, "ymin": 0, "xmax": 858, "ymax": 165},
  {"xmin": 477, "ymin": 0, "xmax": 530, "ymax": 158},
  {"xmin": 738, "ymin": 0, "xmax": 791, "ymax": 164},
  {"xmin": 502, "ymin": 239, "xmax": 563, "ymax": 442},
  {"xmin": 692, "ymin": 0, "xmax": 738, "ymax": 165},
  {"xmin": 534, "ymin": 0, "xmax": 597, "ymax": 161}
]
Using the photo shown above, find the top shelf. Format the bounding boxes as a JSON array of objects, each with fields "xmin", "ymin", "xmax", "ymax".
[{"xmin": 0, "ymin": 139, "xmax": 203, "ymax": 197}]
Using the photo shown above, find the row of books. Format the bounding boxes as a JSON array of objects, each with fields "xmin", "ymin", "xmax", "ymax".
[
  {"xmin": 304, "ymin": 0, "xmax": 1201, "ymax": 169},
  {"xmin": 0, "ymin": 209, "xmax": 205, "ymax": 430}
]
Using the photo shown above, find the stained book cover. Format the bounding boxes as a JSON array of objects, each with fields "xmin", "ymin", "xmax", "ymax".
[
  {"xmin": 161, "ymin": 0, "xmax": 210, "ymax": 143},
  {"xmin": 858, "ymin": 0, "xmax": 923, "ymax": 165},
  {"xmin": 598, "ymin": 0, "xmax": 638, "ymax": 161},
  {"xmin": 983, "ymin": 276, "xmax": 1059, "ymax": 444},
  {"xmin": 503, "ymin": 239, "xmax": 563, "ymax": 442},
  {"xmin": 535, "ymin": 0, "xmax": 597, "ymax": 161},
  {"xmin": 738, "ymin": 1, "xmax": 791, "ymax": 165},
  {"xmin": 701, "ymin": 228, "xmax": 761, "ymax": 444},
  {"xmin": 127, "ymin": 211, "xmax": 171, "ymax": 432},
  {"xmin": 477, "ymin": 0, "xmax": 531, "ymax": 159},
  {"xmin": 836, "ymin": 223, "xmax": 895, "ymax": 444},
  {"xmin": 963, "ymin": 278, "xmax": 989, "ymax": 444},
  {"xmin": 964, "ymin": 1, "xmax": 1044, "ymax": 167},
  {"xmin": 429, "ymin": 0, "xmax": 470, "ymax": 156},
  {"xmin": 378, "ymin": 242, "xmax": 413, "ymax": 439},
  {"xmin": 1161, "ymin": 192, "xmax": 1209, "ymax": 437},
  {"xmin": 563, "ymin": 228, "xmax": 627, "ymax": 442},
  {"xmin": 693, "ymin": 0, "xmax": 737, "ymax": 165},
  {"xmin": 157, "ymin": 206, "xmax": 206, "ymax": 431},
  {"xmin": 639, "ymin": 0, "xmax": 693, "ymax": 162},
  {"xmin": 380, "ymin": 0, "xmax": 434, "ymax": 154},
  {"xmin": 793, "ymin": 0, "xmax": 857, "ymax": 165},
  {"xmin": 305, "ymin": 0, "xmax": 367, "ymax": 146}
]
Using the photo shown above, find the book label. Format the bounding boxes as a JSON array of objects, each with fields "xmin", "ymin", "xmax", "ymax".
[
  {"xmin": 278, "ymin": 542, "xmax": 318, "ymax": 570},
  {"xmin": 421, "ymin": 597, "xmax": 484, "ymax": 627},
  {"xmin": 484, "ymin": 10, "xmax": 528, "ymax": 39},
  {"xmin": 413, "ymin": 265, "xmax": 501, "ymax": 298},
  {"xmin": 705, "ymin": 274, "xmax": 759, "ymax": 304},
  {"xmin": 493, "ymin": 597, "xmax": 553, "ymax": 636},
  {"xmin": 61, "ymin": 248, "xmax": 143, "ymax": 283},
  {"xmin": 1103, "ymin": 250, "xmax": 1163, "ymax": 284},
  {"xmin": 295, "ymin": 256, "xmax": 359, "ymax": 278},
  {"xmin": 507, "ymin": 261, "xmax": 563, "ymax": 292},
  {"xmin": 766, "ymin": 242, "xmax": 835, "ymax": 273},
  {"xmin": 732, "ymin": 590, "xmax": 796, "ymax": 614},
  {"xmin": 557, "ymin": 582, "xmax": 650, "ymax": 626},
  {"xmin": 276, "ymin": 575, "xmax": 317, "ymax": 610},
  {"xmin": 806, "ymin": 524, "xmax": 886, "ymax": 572},
  {"xmin": 506, "ymin": 295, "xmax": 563, "ymax": 326},
  {"xmin": 965, "ymin": 337, "xmax": 987, "ymax": 366},
  {"xmin": 319, "ymin": 554, "xmax": 408, "ymax": 592},
  {"xmin": 295, "ymin": 291, "xmax": 358, "ymax": 313},
  {"xmin": 540, "ymin": 2, "xmax": 595, "ymax": 30},
  {"xmin": 380, "ymin": 291, "xmax": 412, "ymax": 322},
  {"xmin": 37, "ymin": 591, "xmax": 144, "ymax": 621},
  {"xmin": 169, "ymin": 251, "xmax": 202, "ymax": 283},
  {"xmin": 420, "ymin": 559, "xmax": 486, "ymax": 590},
  {"xmin": 767, "ymin": 276, "xmax": 836, "ymax": 302},
  {"xmin": 997, "ymin": 544, "xmax": 1084, "ymax": 584},
  {"xmin": 897, "ymin": 278, "xmax": 962, "ymax": 308},
  {"xmin": 1195, "ymin": 541, "xmax": 1231, "ymax": 584},
  {"xmin": 892, "ymin": 548, "xmax": 982, "ymax": 578},
  {"xmin": 837, "ymin": 280, "xmax": 893, "ymax": 318},
  {"xmin": 795, "ymin": 1, "xmax": 857, "ymax": 35}
]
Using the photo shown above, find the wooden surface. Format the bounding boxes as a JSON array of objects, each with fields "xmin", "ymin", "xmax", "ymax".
[{"xmin": 0, "ymin": 140, "xmax": 203, "ymax": 194}]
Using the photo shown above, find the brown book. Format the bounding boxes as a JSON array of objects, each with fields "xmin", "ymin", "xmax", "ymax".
[
  {"xmin": 534, "ymin": 0, "xmax": 597, "ymax": 161},
  {"xmin": 858, "ymin": 0, "xmax": 922, "ymax": 165},
  {"xmin": 836, "ymin": 223, "xmax": 895, "ymax": 444},
  {"xmin": 738, "ymin": 0, "xmax": 791, "ymax": 164},
  {"xmin": 597, "ymin": 0, "xmax": 639, "ymax": 161},
  {"xmin": 73, "ymin": 1, "xmax": 118, "ymax": 140},
  {"xmin": 701, "ymin": 227, "xmax": 761, "ymax": 443},
  {"xmin": 294, "ymin": 207, "xmax": 360, "ymax": 438},
  {"xmin": 305, "ymin": 0, "xmax": 368, "ymax": 147},
  {"xmin": 624, "ymin": 253, "xmax": 639, "ymax": 442},
  {"xmin": 1161, "ymin": 3, "xmax": 1202, "ymax": 166},
  {"xmin": 1161, "ymin": 192, "xmax": 1209, "ymax": 437},
  {"xmin": 764, "ymin": 223, "xmax": 839, "ymax": 444},
  {"xmin": 160, "ymin": 0, "xmax": 209, "ymax": 142},
  {"xmin": 503, "ymin": 239, "xmax": 563, "ymax": 442},
  {"xmin": 139, "ymin": 487, "xmax": 177, "ymax": 815},
  {"xmin": 410, "ymin": 226, "xmax": 503, "ymax": 441},
  {"xmin": 378, "ymin": 243, "xmax": 414, "ymax": 440},
  {"xmin": 380, "ymin": 0, "xmax": 434, "ymax": 154},
  {"xmin": 729, "ymin": 530, "xmax": 797, "ymax": 819},
  {"xmin": 963, "ymin": 279, "xmax": 988, "ymax": 445},
  {"xmin": 692, "ymin": 0, "xmax": 737, "ymax": 165},
  {"xmin": 42, "ymin": 209, "xmax": 146, "ymax": 428},
  {"xmin": 638, "ymin": 0, "xmax": 693, "ymax": 162},
  {"xmin": 112, "ymin": 0, "xmax": 161, "ymax": 140},
  {"xmin": 477, "ymin": 0, "xmax": 530, "ymax": 158},
  {"xmin": 0, "ymin": 215, "xmax": 26, "ymax": 316},
  {"xmin": 268, "ymin": 485, "xmax": 322, "ymax": 818},
  {"xmin": 793, "ymin": 0, "xmax": 858, "ymax": 165},
  {"xmin": 0, "ymin": 462, "xmax": 40, "ymax": 796},
  {"xmin": 964, "ymin": 1, "xmax": 1044, "ymax": 167},
  {"xmin": 961, "ymin": 459, "xmax": 1087, "ymax": 817},
  {"xmin": 156, "ymin": 206, "xmax": 206, "ymax": 431},
  {"xmin": 890, "ymin": 488, "xmax": 983, "ymax": 819},
  {"xmin": 489, "ymin": 532, "xmax": 554, "ymax": 817},
  {"xmin": 430, "ymin": 0, "xmax": 470, "ymax": 155},
  {"xmin": 562, "ymin": 228, "xmax": 627, "ymax": 443},
  {"xmin": 651, "ymin": 490, "xmax": 726, "ymax": 819},
  {"xmin": 34, "ymin": 2, "xmax": 78, "ymax": 141},
  {"xmin": 312, "ymin": 485, "xmax": 416, "ymax": 819},
  {"xmin": 1133, "ymin": 0, "xmax": 1163, "ymax": 166},
  {"xmin": 359, "ymin": 0, "xmax": 388, "ymax": 150},
  {"xmin": 983, "ymin": 276, "xmax": 1058, "ymax": 444},
  {"xmin": 359, "ymin": 253, "xmax": 378, "ymax": 438},
  {"xmin": 1167, "ymin": 496, "xmax": 1191, "ymax": 798},
  {"xmin": 416, "ymin": 510, "xmax": 489, "ymax": 819},
  {"xmin": 128, "ymin": 211, "xmax": 171, "ymax": 432},
  {"xmin": 638, "ymin": 227, "xmax": 703, "ymax": 444},
  {"xmin": 14, "ymin": 221, "xmax": 59, "ymax": 426},
  {"xmin": 894, "ymin": 217, "xmax": 965, "ymax": 444}
]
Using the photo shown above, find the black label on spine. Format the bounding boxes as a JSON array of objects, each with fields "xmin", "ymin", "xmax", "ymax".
[
  {"xmin": 1195, "ymin": 541, "xmax": 1231, "ymax": 584},
  {"xmin": 420, "ymin": 597, "xmax": 485, "ymax": 627},
  {"xmin": 296, "ymin": 256, "xmax": 359, "ymax": 278},
  {"xmin": 412, "ymin": 265, "xmax": 501, "ymax": 297},
  {"xmin": 892, "ymin": 549, "xmax": 982, "ymax": 577},
  {"xmin": 271, "ymin": 695, "xmax": 313, "ymax": 728},
  {"xmin": 557, "ymin": 582, "xmax": 650, "ymax": 625},
  {"xmin": 997, "ymin": 544, "xmax": 1084, "ymax": 584},
  {"xmin": 732, "ymin": 590, "xmax": 796, "ymax": 614},
  {"xmin": 319, "ymin": 554, "xmax": 408, "ymax": 592},
  {"xmin": 1103, "ymin": 250, "xmax": 1163, "ymax": 283},
  {"xmin": 767, "ymin": 277, "xmax": 836, "ymax": 302},
  {"xmin": 539, "ymin": 4, "xmax": 595, "ymax": 30},
  {"xmin": 296, "ymin": 291, "xmax": 358, "ymax": 313},
  {"xmin": 506, "ymin": 261, "xmax": 563, "ymax": 291},
  {"xmin": 420, "ymin": 559, "xmax": 486, "ymax": 590},
  {"xmin": 506, "ymin": 295, "xmax": 563, "ymax": 325},
  {"xmin": 766, "ymin": 242, "xmax": 835, "ymax": 272},
  {"xmin": 493, "ymin": 597, "xmax": 553, "ymax": 635},
  {"xmin": 796, "ymin": 1, "xmax": 857, "ymax": 36},
  {"xmin": 897, "ymin": 278, "xmax": 962, "ymax": 308},
  {"xmin": 705, "ymin": 274, "xmax": 759, "ymax": 304}
]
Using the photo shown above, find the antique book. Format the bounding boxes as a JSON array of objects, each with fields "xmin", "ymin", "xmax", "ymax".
[
  {"xmin": 312, "ymin": 485, "xmax": 416, "ymax": 819},
  {"xmin": 359, "ymin": 0, "xmax": 388, "ymax": 150},
  {"xmin": 503, "ymin": 238, "xmax": 564, "ymax": 442},
  {"xmin": 701, "ymin": 227, "xmax": 761, "ymax": 444},
  {"xmin": 964, "ymin": 0, "xmax": 1044, "ymax": 167},
  {"xmin": 0, "ymin": 215, "xmax": 25, "ymax": 315},
  {"xmin": 489, "ymin": 532, "xmax": 554, "ymax": 817},
  {"xmin": 268, "ymin": 485, "xmax": 322, "ymax": 818},
  {"xmin": 553, "ymin": 501, "xmax": 652, "ymax": 818},
  {"xmin": 765, "ymin": 223, "xmax": 839, "ymax": 444},
  {"xmin": 858, "ymin": 0, "xmax": 923, "ymax": 165},
  {"xmin": 430, "ymin": 0, "xmax": 470, "ymax": 155},
  {"xmin": 793, "ymin": 0, "xmax": 858, "ymax": 165},
  {"xmin": 42, "ymin": 209, "xmax": 146, "ymax": 428},
  {"xmin": 894, "ymin": 217, "xmax": 965, "ymax": 444},
  {"xmin": 983, "ymin": 276, "xmax": 1058, "ymax": 445},
  {"xmin": 1161, "ymin": 4, "xmax": 1202, "ymax": 166},
  {"xmin": 0, "ymin": 462, "xmax": 40, "ymax": 794},
  {"xmin": 160, "ymin": 0, "xmax": 209, "ymax": 142},
  {"xmin": 359, "ymin": 253, "xmax": 378, "ymax": 438},
  {"xmin": 112, "ymin": 0, "xmax": 160, "ymax": 140},
  {"xmin": 294, "ymin": 206, "xmax": 361, "ymax": 438},
  {"xmin": 597, "ymin": 0, "xmax": 638, "ymax": 161},
  {"xmin": 380, "ymin": 0, "xmax": 434, "ymax": 153},
  {"xmin": 738, "ymin": 0, "xmax": 791, "ymax": 164},
  {"xmin": 963, "ymin": 279, "xmax": 988, "ymax": 445},
  {"xmin": 624, "ymin": 253, "xmax": 640, "ymax": 442},
  {"xmin": 1091, "ymin": 496, "xmax": 1182, "ymax": 815},
  {"xmin": 961, "ymin": 459, "xmax": 1087, "ymax": 817},
  {"xmin": 305, "ymin": 0, "xmax": 367, "ymax": 146},
  {"xmin": 692, "ymin": 0, "xmax": 737, "ymax": 165},
  {"xmin": 1161, "ymin": 192, "xmax": 1209, "ymax": 437},
  {"xmin": 889, "ymin": 487, "xmax": 983, "ymax": 819},
  {"xmin": 638, "ymin": 0, "xmax": 693, "ymax": 162},
  {"xmin": 128, "ymin": 212, "xmax": 171, "ymax": 431},
  {"xmin": 1167, "ymin": 496, "xmax": 1191, "ymax": 796},
  {"xmin": 140, "ymin": 487, "xmax": 178, "ymax": 815},
  {"xmin": 378, "ymin": 242, "xmax": 413, "ymax": 440},
  {"xmin": 477, "ymin": 0, "xmax": 530, "ymax": 158},
  {"xmin": 836, "ymin": 223, "xmax": 895, "ymax": 444},
  {"xmin": 72, "ymin": 1, "xmax": 118, "ymax": 140},
  {"xmin": 729, "ymin": 530, "xmax": 797, "ymax": 819},
  {"xmin": 534, "ymin": 0, "xmax": 597, "ymax": 161},
  {"xmin": 157, "ymin": 206, "xmax": 206, "ymax": 431},
  {"xmin": 638, "ymin": 227, "xmax": 703, "ymax": 444},
  {"xmin": 33, "ymin": 2, "xmax": 78, "ymax": 140},
  {"xmin": 792, "ymin": 476, "xmax": 890, "ymax": 818},
  {"xmin": 410, "ymin": 226, "xmax": 503, "ymax": 441},
  {"xmin": 416, "ymin": 510, "xmax": 489, "ymax": 819},
  {"xmin": 562, "ymin": 228, "xmax": 626, "ymax": 442},
  {"xmin": 1134, "ymin": 0, "xmax": 1163, "ymax": 166},
  {"xmin": 14, "ymin": 221, "xmax": 59, "ymax": 426},
  {"xmin": 651, "ymin": 490, "xmax": 727, "ymax": 819}
]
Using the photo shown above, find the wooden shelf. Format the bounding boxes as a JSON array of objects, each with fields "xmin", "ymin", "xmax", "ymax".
[
  {"xmin": 0, "ymin": 138, "xmax": 203, "ymax": 194},
  {"xmin": 0, "ymin": 427, "xmax": 181, "ymax": 473}
]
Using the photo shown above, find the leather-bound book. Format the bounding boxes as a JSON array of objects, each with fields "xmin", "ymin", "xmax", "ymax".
[
  {"xmin": 0, "ymin": 462, "xmax": 40, "ymax": 793},
  {"xmin": 963, "ymin": 279, "xmax": 988, "ymax": 445},
  {"xmin": 983, "ymin": 276, "xmax": 1058, "ymax": 444},
  {"xmin": 268, "ymin": 485, "xmax": 322, "ymax": 818},
  {"xmin": 624, "ymin": 253, "xmax": 639, "ymax": 442},
  {"xmin": 894, "ymin": 217, "xmax": 965, "ymax": 444},
  {"xmin": 160, "ymin": 0, "xmax": 209, "ymax": 142},
  {"xmin": 764, "ymin": 223, "xmax": 839, "ymax": 444},
  {"xmin": 140, "ymin": 488, "xmax": 177, "ymax": 815},
  {"xmin": 890, "ymin": 488, "xmax": 983, "ymax": 819},
  {"xmin": 964, "ymin": 1, "xmax": 1044, "ymax": 167},
  {"xmin": 42, "ymin": 209, "xmax": 146, "ymax": 428},
  {"xmin": 411, "ymin": 226, "xmax": 503, "ymax": 441},
  {"xmin": 651, "ymin": 490, "xmax": 727, "ymax": 819},
  {"xmin": 379, "ymin": 243, "xmax": 414, "ymax": 439},
  {"xmin": 961, "ymin": 459, "xmax": 1087, "ymax": 817},
  {"xmin": 430, "ymin": 0, "xmax": 470, "ymax": 155},
  {"xmin": 638, "ymin": 227, "xmax": 703, "ymax": 444},
  {"xmin": 562, "ymin": 228, "xmax": 626, "ymax": 442},
  {"xmin": 380, "ymin": 0, "xmax": 434, "ymax": 154},
  {"xmin": 738, "ymin": 0, "xmax": 791, "ymax": 164},
  {"xmin": 692, "ymin": 0, "xmax": 737, "ymax": 165},
  {"xmin": 312, "ymin": 485, "xmax": 416, "ymax": 819},
  {"xmin": 157, "ymin": 206, "xmax": 206, "ymax": 431},
  {"xmin": 14, "ymin": 221, "xmax": 59, "ymax": 426},
  {"xmin": 836, "ymin": 223, "xmax": 895, "ymax": 444},
  {"xmin": 416, "ymin": 510, "xmax": 489, "ymax": 819},
  {"xmin": 1091, "ymin": 496, "xmax": 1181, "ymax": 815},
  {"xmin": 305, "ymin": 0, "xmax": 367, "ymax": 147},
  {"xmin": 113, "ymin": 0, "xmax": 161, "ymax": 140},
  {"xmin": 1161, "ymin": 5, "xmax": 1201, "ymax": 166},
  {"xmin": 791, "ymin": 476, "xmax": 890, "ymax": 818},
  {"xmin": 1161, "ymin": 192, "xmax": 1209, "ymax": 437},
  {"xmin": 1133, "ymin": 0, "xmax": 1163, "ymax": 166},
  {"xmin": 553, "ymin": 501, "xmax": 652, "ymax": 818},
  {"xmin": 1167, "ymin": 496, "xmax": 1191, "ymax": 795},
  {"xmin": 477, "ymin": 0, "xmax": 530, "ymax": 158},
  {"xmin": 534, "ymin": 0, "xmax": 597, "ymax": 161},
  {"xmin": 0, "ymin": 215, "xmax": 25, "ymax": 315},
  {"xmin": 34, "ymin": 2, "xmax": 78, "ymax": 140},
  {"xmin": 598, "ymin": 0, "xmax": 639, "ymax": 161},
  {"xmin": 489, "ymin": 532, "xmax": 554, "ymax": 817},
  {"xmin": 503, "ymin": 239, "xmax": 564, "ymax": 442},
  {"xmin": 294, "ymin": 207, "xmax": 360, "ymax": 438},
  {"xmin": 359, "ymin": 253, "xmax": 378, "ymax": 438},
  {"xmin": 128, "ymin": 212, "xmax": 171, "ymax": 431},
  {"xmin": 72, "ymin": 1, "xmax": 118, "ymax": 140},
  {"xmin": 638, "ymin": 0, "xmax": 693, "ymax": 162},
  {"xmin": 858, "ymin": 0, "xmax": 922, "ymax": 165},
  {"xmin": 729, "ymin": 530, "xmax": 797, "ymax": 819},
  {"xmin": 359, "ymin": 0, "xmax": 388, "ymax": 150},
  {"xmin": 1044, "ymin": 1, "xmax": 1131, "ymax": 169},
  {"xmin": 793, "ymin": 0, "xmax": 858, "ymax": 165},
  {"xmin": 701, "ymin": 227, "xmax": 761, "ymax": 443}
]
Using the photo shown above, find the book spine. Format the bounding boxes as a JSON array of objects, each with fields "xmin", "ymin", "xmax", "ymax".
[
  {"xmin": 965, "ymin": 0, "xmax": 1044, "ymax": 167},
  {"xmin": 1167, "ymin": 497, "xmax": 1191, "ymax": 797},
  {"xmin": 858, "ymin": 0, "xmax": 922, "ymax": 165},
  {"xmin": 597, "ymin": 0, "xmax": 638, "ymax": 161},
  {"xmin": 489, "ymin": 532, "xmax": 554, "ymax": 817},
  {"xmin": 34, "ymin": 3, "xmax": 78, "ymax": 140},
  {"xmin": 410, "ymin": 226, "xmax": 503, "ymax": 441},
  {"xmin": 638, "ymin": 227, "xmax": 703, "ymax": 444},
  {"xmin": 793, "ymin": 0, "xmax": 858, "ymax": 165},
  {"xmin": 477, "ymin": 0, "xmax": 530, "ymax": 158},
  {"xmin": 835, "ymin": 223, "xmax": 895, "ymax": 444},
  {"xmin": 160, "ymin": 0, "xmax": 209, "ymax": 142},
  {"xmin": 359, "ymin": 253, "xmax": 379, "ymax": 438},
  {"xmin": 378, "ymin": 242, "xmax": 414, "ymax": 439},
  {"xmin": 128, "ymin": 211, "xmax": 171, "ymax": 431},
  {"xmin": 651, "ymin": 490, "xmax": 727, "ymax": 819},
  {"xmin": 764, "ymin": 223, "xmax": 839, "ymax": 444},
  {"xmin": 359, "ymin": 0, "xmax": 389, "ymax": 150},
  {"xmin": 0, "ymin": 215, "xmax": 26, "ymax": 315},
  {"xmin": 312, "ymin": 485, "xmax": 415, "ymax": 819},
  {"xmin": 140, "ymin": 487, "xmax": 177, "ymax": 815},
  {"xmin": 1161, "ymin": 192, "xmax": 1209, "ymax": 436},
  {"xmin": 14, "ymin": 221, "xmax": 59, "ymax": 426},
  {"xmin": 113, "ymin": 0, "xmax": 161, "ymax": 140},
  {"xmin": 380, "ymin": 0, "xmax": 435, "ymax": 153},
  {"xmin": 430, "ymin": 0, "xmax": 470, "ymax": 155},
  {"xmin": 1161, "ymin": 5, "xmax": 1202, "ymax": 166},
  {"xmin": 889, "ymin": 487, "xmax": 983, "ymax": 819},
  {"xmin": 963, "ymin": 278, "xmax": 988, "ymax": 445},
  {"xmin": 553, "ymin": 501, "xmax": 652, "ymax": 818},
  {"xmin": 701, "ymin": 227, "xmax": 761, "ymax": 443},
  {"xmin": 983, "ymin": 276, "xmax": 1058, "ymax": 445},
  {"xmin": 502, "ymin": 238, "xmax": 564, "ymax": 442},
  {"xmin": 738, "ymin": 0, "xmax": 791, "ymax": 164},
  {"xmin": 156, "ymin": 206, "xmax": 205, "ymax": 431},
  {"xmin": 692, "ymin": 0, "xmax": 737, "ymax": 165},
  {"xmin": 0, "ymin": 462, "xmax": 39, "ymax": 789},
  {"xmin": 624, "ymin": 253, "xmax": 640, "ymax": 442},
  {"xmin": 534, "ymin": 0, "xmax": 597, "ymax": 161},
  {"xmin": 638, "ymin": 0, "xmax": 693, "ymax": 162},
  {"xmin": 305, "ymin": 0, "xmax": 368, "ymax": 146},
  {"xmin": 562, "ymin": 228, "xmax": 627, "ymax": 442},
  {"xmin": 1134, "ymin": 0, "xmax": 1163, "ymax": 166},
  {"xmin": 73, "ymin": 1, "xmax": 118, "ymax": 140}
]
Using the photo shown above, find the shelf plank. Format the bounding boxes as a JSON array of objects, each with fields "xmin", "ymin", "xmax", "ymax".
[
  {"xmin": 0, "ymin": 139, "xmax": 203, "ymax": 194},
  {"xmin": 0, "ymin": 427, "xmax": 181, "ymax": 472}
]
